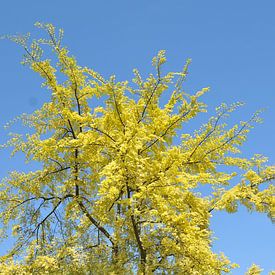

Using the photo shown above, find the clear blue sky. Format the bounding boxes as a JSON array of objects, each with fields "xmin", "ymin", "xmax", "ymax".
[{"xmin": 0, "ymin": 1, "xmax": 274, "ymax": 273}]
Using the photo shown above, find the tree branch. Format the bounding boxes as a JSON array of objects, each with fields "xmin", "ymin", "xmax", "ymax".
[
  {"xmin": 140, "ymin": 110, "xmax": 190, "ymax": 154},
  {"xmin": 77, "ymin": 200, "xmax": 115, "ymax": 247}
]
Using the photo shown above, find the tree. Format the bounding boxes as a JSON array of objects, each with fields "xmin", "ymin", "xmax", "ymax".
[{"xmin": 0, "ymin": 23, "xmax": 274, "ymax": 274}]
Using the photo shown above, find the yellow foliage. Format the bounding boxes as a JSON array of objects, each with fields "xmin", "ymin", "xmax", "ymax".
[
  {"xmin": 0, "ymin": 23, "xmax": 274, "ymax": 274},
  {"xmin": 246, "ymin": 263, "xmax": 263, "ymax": 275}
]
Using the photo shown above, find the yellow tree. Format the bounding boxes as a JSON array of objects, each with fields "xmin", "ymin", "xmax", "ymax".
[{"xmin": 0, "ymin": 23, "xmax": 274, "ymax": 274}]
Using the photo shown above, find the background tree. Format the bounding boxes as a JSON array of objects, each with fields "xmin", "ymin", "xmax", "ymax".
[{"xmin": 0, "ymin": 23, "xmax": 274, "ymax": 274}]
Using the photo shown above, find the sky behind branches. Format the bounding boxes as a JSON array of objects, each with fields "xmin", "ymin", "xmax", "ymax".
[{"xmin": 0, "ymin": 1, "xmax": 274, "ymax": 273}]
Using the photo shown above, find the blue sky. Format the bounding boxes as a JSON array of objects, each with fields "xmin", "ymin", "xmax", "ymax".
[{"xmin": 0, "ymin": 1, "xmax": 274, "ymax": 273}]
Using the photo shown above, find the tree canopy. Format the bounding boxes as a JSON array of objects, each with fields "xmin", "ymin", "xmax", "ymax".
[{"xmin": 0, "ymin": 23, "xmax": 274, "ymax": 274}]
